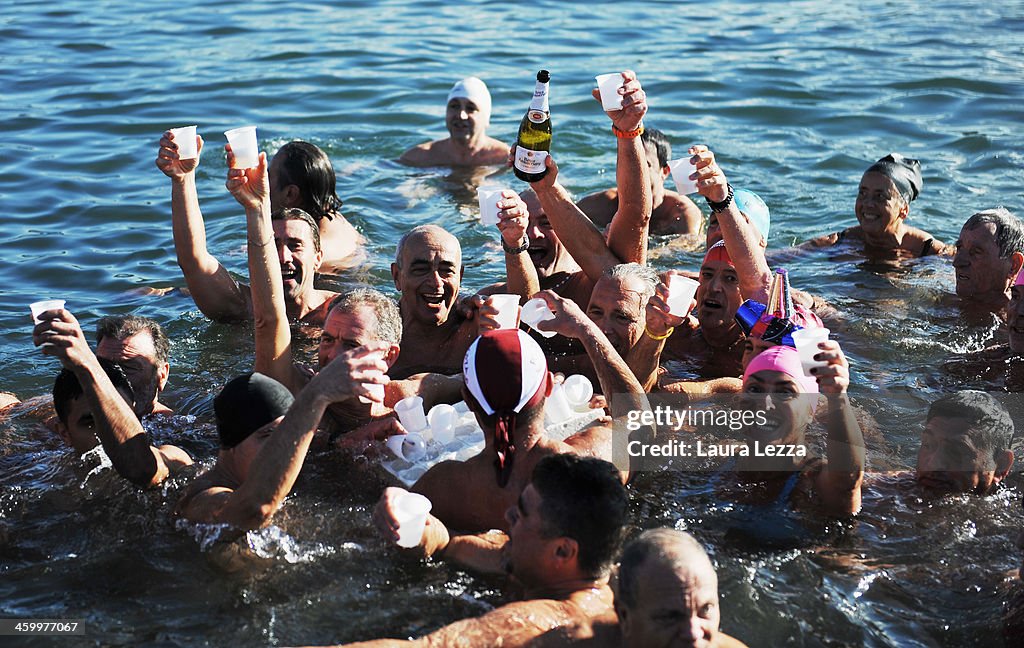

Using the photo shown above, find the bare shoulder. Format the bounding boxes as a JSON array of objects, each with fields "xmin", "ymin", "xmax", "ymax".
[
  {"xmin": 477, "ymin": 137, "xmax": 511, "ymax": 163},
  {"xmin": 563, "ymin": 423, "xmax": 613, "ymax": 459},
  {"xmin": 904, "ymin": 226, "xmax": 952, "ymax": 256},
  {"xmin": 715, "ymin": 632, "xmax": 750, "ymax": 648},
  {"xmin": 399, "ymin": 140, "xmax": 446, "ymax": 166},
  {"xmin": 654, "ymin": 192, "xmax": 703, "ymax": 235},
  {"xmin": 577, "ymin": 189, "xmax": 619, "ymax": 227}
]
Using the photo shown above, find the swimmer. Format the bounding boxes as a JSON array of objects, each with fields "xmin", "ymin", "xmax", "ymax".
[
  {"xmin": 343, "ymin": 455, "xmax": 626, "ymax": 648},
  {"xmin": 95, "ymin": 314, "xmax": 173, "ymax": 417},
  {"xmin": 268, "ymin": 141, "xmax": 365, "ymax": 274},
  {"xmin": 629, "ymin": 242, "xmax": 746, "ymax": 388},
  {"xmin": 176, "ymin": 347, "xmax": 388, "ymax": 529},
  {"xmin": 388, "ymin": 224, "xmax": 482, "ymax": 378},
  {"xmin": 579, "ymin": 127, "xmax": 703, "ymax": 236},
  {"xmin": 530, "ymin": 528, "xmax": 748, "ymax": 648},
  {"xmin": 374, "ymin": 323, "xmax": 649, "ymax": 541},
  {"xmin": 156, "ymin": 132, "xmax": 337, "ymax": 325},
  {"xmin": 912, "ymin": 391, "xmax": 1014, "ymax": 495},
  {"xmin": 723, "ymin": 344, "xmax": 864, "ymax": 517},
  {"xmin": 35, "ymin": 307, "xmax": 191, "ymax": 486},
  {"xmin": 399, "ymin": 77, "xmax": 509, "ymax": 167},
  {"xmin": 803, "ymin": 153, "xmax": 952, "ymax": 258},
  {"xmin": 228, "ymin": 151, "xmax": 423, "ymax": 445},
  {"xmin": 953, "ymin": 207, "xmax": 1024, "ymax": 311}
]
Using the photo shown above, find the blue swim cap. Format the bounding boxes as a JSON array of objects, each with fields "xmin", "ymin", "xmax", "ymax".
[{"xmin": 734, "ymin": 189, "xmax": 770, "ymax": 241}]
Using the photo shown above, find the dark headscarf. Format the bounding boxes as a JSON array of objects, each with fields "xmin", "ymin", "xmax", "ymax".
[{"xmin": 865, "ymin": 153, "xmax": 922, "ymax": 203}]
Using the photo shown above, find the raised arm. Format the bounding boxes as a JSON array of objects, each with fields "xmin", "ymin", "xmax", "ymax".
[
  {"xmin": 626, "ymin": 272, "xmax": 690, "ymax": 391},
  {"xmin": 692, "ymin": 145, "xmax": 772, "ymax": 302},
  {"xmin": 495, "ymin": 190, "xmax": 540, "ymax": 300},
  {"xmin": 186, "ymin": 344, "xmax": 389, "ymax": 529},
  {"xmin": 156, "ymin": 131, "xmax": 250, "ymax": 322},
  {"xmin": 809, "ymin": 340, "xmax": 864, "ymax": 516},
  {"xmin": 601, "ymin": 70, "xmax": 653, "ymax": 265},
  {"xmin": 33, "ymin": 308, "xmax": 191, "ymax": 486},
  {"xmin": 528, "ymin": 156, "xmax": 622, "ymax": 282},
  {"xmin": 225, "ymin": 150, "xmax": 296, "ymax": 392}
]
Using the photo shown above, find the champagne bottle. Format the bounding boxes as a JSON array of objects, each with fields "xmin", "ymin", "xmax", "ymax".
[{"xmin": 513, "ymin": 70, "xmax": 551, "ymax": 183}]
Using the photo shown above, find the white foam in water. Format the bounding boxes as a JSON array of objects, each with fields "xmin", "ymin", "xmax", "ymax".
[{"xmin": 379, "ymin": 380, "xmax": 606, "ymax": 486}]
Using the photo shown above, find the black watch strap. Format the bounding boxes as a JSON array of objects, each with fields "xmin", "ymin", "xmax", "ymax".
[
  {"xmin": 502, "ymin": 236, "xmax": 529, "ymax": 254},
  {"xmin": 706, "ymin": 183, "xmax": 734, "ymax": 213}
]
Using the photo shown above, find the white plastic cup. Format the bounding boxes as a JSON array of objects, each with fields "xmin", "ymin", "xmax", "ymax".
[
  {"xmin": 477, "ymin": 186, "xmax": 507, "ymax": 227},
  {"xmin": 666, "ymin": 275, "xmax": 700, "ymax": 317},
  {"xmin": 545, "ymin": 383, "xmax": 574, "ymax": 425},
  {"xmin": 595, "ymin": 73, "xmax": 625, "ymax": 111},
  {"xmin": 489, "ymin": 294, "xmax": 521, "ymax": 330},
  {"xmin": 224, "ymin": 126, "xmax": 259, "ymax": 169},
  {"xmin": 401, "ymin": 434, "xmax": 427, "ymax": 462},
  {"xmin": 393, "ymin": 491, "xmax": 432, "ymax": 548},
  {"xmin": 791, "ymin": 327, "xmax": 831, "ymax": 377},
  {"xmin": 394, "ymin": 395, "xmax": 428, "ymax": 433},
  {"xmin": 169, "ymin": 125, "xmax": 198, "ymax": 159},
  {"xmin": 358, "ymin": 382, "xmax": 386, "ymax": 406},
  {"xmin": 30, "ymin": 300, "xmax": 66, "ymax": 324},
  {"xmin": 520, "ymin": 298, "xmax": 557, "ymax": 338},
  {"xmin": 562, "ymin": 374, "xmax": 594, "ymax": 412},
  {"xmin": 428, "ymin": 404, "xmax": 458, "ymax": 445},
  {"xmin": 386, "ymin": 435, "xmax": 407, "ymax": 460},
  {"xmin": 668, "ymin": 158, "xmax": 699, "ymax": 195}
]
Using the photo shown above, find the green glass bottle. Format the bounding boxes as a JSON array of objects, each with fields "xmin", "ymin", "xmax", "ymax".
[{"xmin": 513, "ymin": 70, "xmax": 551, "ymax": 182}]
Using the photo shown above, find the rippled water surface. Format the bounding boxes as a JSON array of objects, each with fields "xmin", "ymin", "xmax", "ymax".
[{"xmin": 2, "ymin": 0, "xmax": 1023, "ymax": 646}]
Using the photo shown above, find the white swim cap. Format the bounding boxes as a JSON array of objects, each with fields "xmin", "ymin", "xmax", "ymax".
[{"xmin": 447, "ymin": 77, "xmax": 492, "ymax": 127}]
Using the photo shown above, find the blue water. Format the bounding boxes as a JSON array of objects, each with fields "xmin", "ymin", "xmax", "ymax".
[{"xmin": 2, "ymin": 0, "xmax": 1023, "ymax": 645}]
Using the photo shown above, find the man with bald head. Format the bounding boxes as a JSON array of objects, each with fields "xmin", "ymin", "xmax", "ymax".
[
  {"xmin": 529, "ymin": 528, "xmax": 746, "ymax": 647},
  {"xmin": 389, "ymin": 224, "xmax": 480, "ymax": 378},
  {"xmin": 400, "ymin": 77, "xmax": 509, "ymax": 167}
]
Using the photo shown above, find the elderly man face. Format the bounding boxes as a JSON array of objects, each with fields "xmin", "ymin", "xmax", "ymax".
[
  {"xmin": 391, "ymin": 228, "xmax": 463, "ymax": 327},
  {"xmin": 617, "ymin": 548, "xmax": 722, "ymax": 648},
  {"xmin": 915, "ymin": 416, "xmax": 1013, "ymax": 495},
  {"xmin": 695, "ymin": 259, "xmax": 742, "ymax": 339},
  {"xmin": 586, "ymin": 275, "xmax": 649, "ymax": 358},
  {"xmin": 522, "ymin": 191, "xmax": 566, "ymax": 279},
  {"xmin": 96, "ymin": 330, "xmax": 166, "ymax": 417},
  {"xmin": 954, "ymin": 221, "xmax": 1015, "ymax": 300}
]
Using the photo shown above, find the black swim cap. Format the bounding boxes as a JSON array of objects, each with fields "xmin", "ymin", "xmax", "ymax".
[
  {"xmin": 865, "ymin": 153, "xmax": 923, "ymax": 203},
  {"xmin": 214, "ymin": 373, "xmax": 294, "ymax": 449}
]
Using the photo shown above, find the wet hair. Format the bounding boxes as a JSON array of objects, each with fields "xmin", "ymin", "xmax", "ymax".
[
  {"xmin": 640, "ymin": 128, "xmax": 671, "ymax": 169},
  {"xmin": 962, "ymin": 208, "xmax": 1024, "ymax": 259},
  {"xmin": 393, "ymin": 224, "xmax": 458, "ymax": 268},
  {"xmin": 327, "ymin": 288, "xmax": 403, "ymax": 345},
  {"xmin": 617, "ymin": 529, "xmax": 713, "ymax": 610},
  {"xmin": 926, "ymin": 391, "xmax": 1014, "ymax": 460},
  {"xmin": 605, "ymin": 263, "xmax": 659, "ymax": 301},
  {"xmin": 531, "ymin": 454, "xmax": 628, "ymax": 579},
  {"xmin": 53, "ymin": 358, "xmax": 136, "ymax": 426},
  {"xmin": 214, "ymin": 373, "xmax": 294, "ymax": 449},
  {"xmin": 95, "ymin": 315, "xmax": 170, "ymax": 364},
  {"xmin": 274, "ymin": 141, "xmax": 343, "ymax": 221},
  {"xmin": 271, "ymin": 207, "xmax": 322, "ymax": 255}
]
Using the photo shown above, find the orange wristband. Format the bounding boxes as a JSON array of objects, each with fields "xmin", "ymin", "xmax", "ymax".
[{"xmin": 612, "ymin": 124, "xmax": 645, "ymax": 139}]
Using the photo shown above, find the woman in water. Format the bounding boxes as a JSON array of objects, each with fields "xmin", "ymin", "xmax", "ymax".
[
  {"xmin": 717, "ymin": 342, "xmax": 864, "ymax": 518},
  {"xmin": 803, "ymin": 153, "xmax": 951, "ymax": 258}
]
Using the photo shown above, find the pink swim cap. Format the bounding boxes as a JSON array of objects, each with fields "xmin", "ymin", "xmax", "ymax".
[
  {"xmin": 1015, "ymin": 267, "xmax": 1024, "ymax": 287},
  {"xmin": 743, "ymin": 345, "xmax": 818, "ymax": 394}
]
